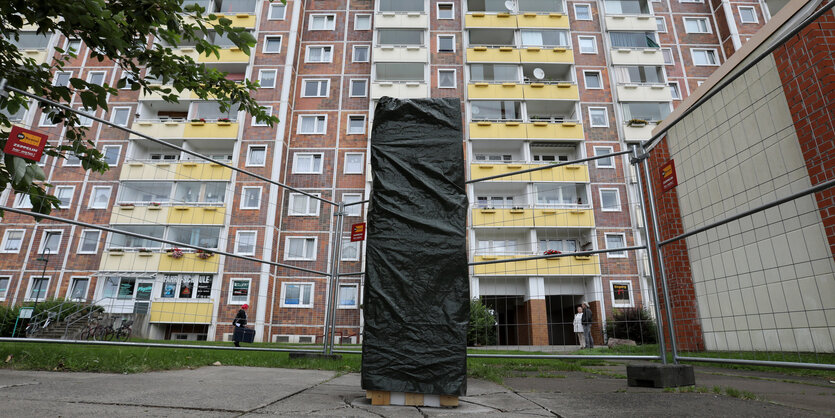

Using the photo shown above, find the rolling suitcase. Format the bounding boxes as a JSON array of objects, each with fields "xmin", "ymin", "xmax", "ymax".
[{"xmin": 233, "ymin": 326, "xmax": 256, "ymax": 343}]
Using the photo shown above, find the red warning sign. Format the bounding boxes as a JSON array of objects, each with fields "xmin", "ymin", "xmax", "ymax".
[
  {"xmin": 350, "ymin": 223, "xmax": 366, "ymax": 242},
  {"xmin": 4, "ymin": 126, "xmax": 48, "ymax": 161},
  {"xmin": 660, "ymin": 159, "xmax": 678, "ymax": 193}
]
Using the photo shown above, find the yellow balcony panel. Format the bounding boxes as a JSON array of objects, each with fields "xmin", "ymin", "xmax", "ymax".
[
  {"xmin": 525, "ymin": 122, "xmax": 584, "ymax": 140},
  {"xmin": 470, "ymin": 163, "xmax": 589, "ymax": 182},
  {"xmin": 21, "ymin": 49, "xmax": 48, "ymax": 64},
  {"xmin": 471, "ymin": 208, "xmax": 594, "ymax": 228},
  {"xmin": 167, "ymin": 206, "xmax": 226, "ymax": 224},
  {"xmin": 158, "ymin": 253, "xmax": 218, "ymax": 273},
  {"xmin": 129, "ymin": 121, "xmax": 186, "ymax": 139},
  {"xmin": 464, "ymin": 13, "xmax": 518, "ymax": 28},
  {"xmin": 173, "ymin": 47, "xmax": 200, "ymax": 60},
  {"xmin": 99, "ymin": 252, "xmax": 161, "ymax": 272},
  {"xmin": 519, "ymin": 47, "xmax": 574, "ymax": 63},
  {"xmin": 610, "ymin": 48, "xmax": 665, "ymax": 66},
  {"xmin": 120, "ymin": 162, "xmax": 177, "ymax": 181},
  {"xmin": 516, "ymin": 13, "xmax": 569, "ymax": 28},
  {"xmin": 467, "ymin": 47, "xmax": 520, "ymax": 63},
  {"xmin": 467, "ymin": 83, "xmax": 524, "ymax": 99},
  {"xmin": 370, "ymin": 82, "xmax": 428, "ymax": 100},
  {"xmin": 372, "ymin": 46, "xmax": 428, "ymax": 62},
  {"xmin": 472, "ymin": 254, "xmax": 600, "ymax": 276},
  {"xmin": 197, "ymin": 48, "xmax": 249, "ymax": 63},
  {"xmin": 468, "ymin": 122, "xmax": 527, "ymax": 139},
  {"xmin": 138, "ymin": 85, "xmax": 195, "ymax": 102},
  {"xmin": 522, "ymin": 83, "xmax": 579, "ymax": 100},
  {"xmin": 604, "ymin": 15, "xmax": 657, "ymax": 32},
  {"xmin": 623, "ymin": 123, "xmax": 655, "ymax": 142},
  {"xmin": 149, "ymin": 301, "xmax": 214, "ymax": 324},
  {"xmin": 182, "ymin": 13, "xmax": 256, "ymax": 28},
  {"xmin": 111, "ymin": 206, "xmax": 170, "ymax": 224},
  {"xmin": 375, "ymin": 12, "xmax": 429, "ymax": 28},
  {"xmin": 616, "ymin": 84, "xmax": 673, "ymax": 102},
  {"xmin": 183, "ymin": 121, "xmax": 239, "ymax": 139},
  {"xmin": 175, "ymin": 162, "xmax": 232, "ymax": 180}
]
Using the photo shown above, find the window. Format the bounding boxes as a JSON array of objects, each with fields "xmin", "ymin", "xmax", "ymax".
[
  {"xmin": 1, "ymin": 230, "xmax": 25, "ymax": 253},
  {"xmin": 66, "ymin": 39, "xmax": 81, "ymax": 55},
  {"xmin": 77, "ymin": 107, "xmax": 94, "ymax": 127},
  {"xmin": 477, "ymin": 239, "xmax": 518, "ymax": 255},
  {"xmin": 306, "ymin": 45, "xmax": 333, "ymax": 63},
  {"xmin": 656, "ymin": 17, "xmax": 667, "ymax": 32},
  {"xmin": 110, "ymin": 107, "xmax": 131, "ymax": 126},
  {"xmin": 263, "ymin": 36, "xmax": 282, "ymax": 53},
  {"xmin": 252, "ymin": 106, "xmax": 272, "ymax": 126},
  {"xmin": 577, "ymin": 36, "xmax": 597, "ymax": 54},
  {"xmin": 246, "ymin": 145, "xmax": 267, "ymax": 167},
  {"xmin": 338, "ymin": 284, "xmax": 358, "ymax": 308},
  {"xmin": 583, "ymin": 71, "xmax": 602, "ymax": 89},
  {"xmin": 623, "ymin": 102, "xmax": 671, "ymax": 121},
  {"xmin": 437, "ymin": 3, "xmax": 454, "ymax": 19},
  {"xmin": 691, "ymin": 48, "xmax": 719, "ymax": 66},
  {"xmin": 739, "ymin": 6, "xmax": 758, "ymax": 23},
  {"xmin": 341, "ymin": 239, "xmax": 360, "ymax": 261},
  {"xmin": 55, "ymin": 186, "xmax": 74, "ymax": 209},
  {"xmin": 40, "ymin": 109, "xmax": 59, "ymax": 127},
  {"xmin": 235, "ymin": 231, "xmax": 257, "ymax": 255},
  {"xmin": 268, "ymin": 3, "xmax": 286, "ymax": 19},
  {"xmin": 285, "ymin": 237, "xmax": 317, "ymax": 260},
  {"xmin": 594, "ymin": 146, "xmax": 615, "ymax": 168},
  {"xmin": 68, "ymin": 277, "xmax": 89, "ymax": 301},
  {"xmin": 27, "ymin": 277, "xmax": 49, "ymax": 301},
  {"xmin": 241, "ymin": 187, "xmax": 261, "ymax": 209},
  {"xmin": 39, "ymin": 230, "xmax": 62, "ymax": 254},
  {"xmin": 375, "ymin": 62, "xmax": 425, "ymax": 81},
  {"xmin": 574, "ymin": 4, "xmax": 592, "ymax": 20},
  {"xmin": 610, "ymin": 31, "xmax": 659, "ymax": 48},
  {"xmin": 352, "ymin": 45, "xmax": 370, "ymax": 62},
  {"xmin": 288, "ymin": 193, "xmax": 320, "ymax": 216},
  {"xmin": 538, "ymin": 239, "xmax": 577, "ymax": 253},
  {"xmin": 438, "ymin": 35, "xmax": 455, "ymax": 52},
  {"xmin": 298, "ymin": 115, "xmax": 327, "ymax": 134},
  {"xmin": 102, "ymin": 145, "xmax": 120, "ymax": 166},
  {"xmin": 605, "ymin": 233, "xmax": 627, "ymax": 257},
  {"xmin": 343, "ymin": 193, "xmax": 363, "ymax": 216},
  {"xmin": 293, "ymin": 153, "xmax": 323, "ymax": 173},
  {"xmin": 588, "ymin": 107, "xmax": 608, "ymax": 127},
  {"xmin": 229, "ymin": 278, "xmax": 251, "ymax": 304},
  {"xmin": 53, "ymin": 71, "xmax": 72, "ymax": 87},
  {"xmin": 87, "ymin": 71, "xmax": 106, "ymax": 86},
  {"xmin": 310, "ymin": 14, "xmax": 336, "ymax": 31},
  {"xmin": 78, "ymin": 230, "xmax": 101, "ymax": 254},
  {"xmin": 344, "ymin": 152, "xmax": 364, "ymax": 173},
  {"xmin": 662, "ymin": 48, "xmax": 674, "ymax": 65},
  {"xmin": 281, "ymin": 283, "xmax": 313, "ymax": 307},
  {"xmin": 258, "ymin": 69, "xmax": 277, "ymax": 88},
  {"xmin": 470, "ymin": 64, "xmax": 518, "ymax": 82},
  {"xmin": 302, "ymin": 79, "xmax": 330, "ymax": 97},
  {"xmin": 378, "ymin": 29, "xmax": 424, "ymax": 46},
  {"xmin": 347, "ymin": 116, "xmax": 366, "ymax": 135},
  {"xmin": 350, "ymin": 79, "xmax": 368, "ymax": 97},
  {"xmin": 14, "ymin": 193, "xmax": 33, "ymax": 209},
  {"xmin": 521, "ymin": 30, "xmax": 570, "ymax": 47},
  {"xmin": 0, "ymin": 276, "xmax": 9, "ymax": 300},
  {"xmin": 599, "ymin": 188, "xmax": 621, "ymax": 212},
  {"xmin": 611, "ymin": 281, "xmax": 633, "ymax": 307},
  {"xmin": 438, "ymin": 69, "xmax": 456, "ymax": 88},
  {"xmin": 354, "ymin": 14, "xmax": 372, "ymax": 30},
  {"xmin": 683, "ymin": 17, "xmax": 711, "ymax": 33},
  {"xmin": 89, "ymin": 186, "xmax": 111, "ymax": 209},
  {"xmin": 669, "ymin": 82, "xmax": 681, "ymax": 100}
]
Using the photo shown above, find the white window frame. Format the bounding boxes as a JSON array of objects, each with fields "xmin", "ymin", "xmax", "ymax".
[
  {"xmin": 268, "ymin": 3, "xmax": 286, "ymax": 20},
  {"xmin": 683, "ymin": 17, "xmax": 712, "ymax": 34},
  {"xmin": 102, "ymin": 145, "xmax": 121, "ymax": 167},
  {"xmin": 14, "ymin": 193, "xmax": 33, "ymax": 209},
  {"xmin": 89, "ymin": 186, "xmax": 112, "ymax": 209},
  {"xmin": 109, "ymin": 106, "xmax": 131, "ymax": 126},
  {"xmin": 738, "ymin": 6, "xmax": 758, "ymax": 23},
  {"xmin": 577, "ymin": 36, "xmax": 597, "ymax": 54},
  {"xmin": 86, "ymin": 70, "xmax": 106, "ymax": 86},
  {"xmin": 228, "ymin": 278, "xmax": 251, "ymax": 305},
  {"xmin": 39, "ymin": 109, "xmax": 58, "ymax": 127},
  {"xmin": 343, "ymin": 193, "xmax": 363, "ymax": 216},
  {"xmin": 594, "ymin": 146, "xmax": 615, "ymax": 168},
  {"xmin": 437, "ymin": 3, "xmax": 455, "ymax": 19},
  {"xmin": 349, "ymin": 79, "xmax": 368, "ymax": 97},
  {"xmin": 679, "ymin": 0, "xmax": 704, "ymax": 3},
  {"xmin": 605, "ymin": 233, "xmax": 627, "ymax": 258},
  {"xmin": 583, "ymin": 71, "xmax": 603, "ymax": 90},
  {"xmin": 347, "ymin": 116, "xmax": 366, "ymax": 135},
  {"xmin": 573, "ymin": 3, "xmax": 592, "ymax": 21},
  {"xmin": 234, "ymin": 231, "xmax": 257, "ymax": 256},
  {"xmin": 252, "ymin": 106, "xmax": 273, "ymax": 127},
  {"xmin": 65, "ymin": 38, "xmax": 81, "ymax": 56},
  {"xmin": 240, "ymin": 186, "xmax": 262, "ymax": 210},
  {"xmin": 691, "ymin": 48, "xmax": 719, "ymax": 66},
  {"xmin": 263, "ymin": 35, "xmax": 283, "ymax": 53},
  {"xmin": 55, "ymin": 186, "xmax": 75, "ymax": 209},
  {"xmin": 258, "ymin": 69, "xmax": 278, "ymax": 88},
  {"xmin": 0, "ymin": 276, "xmax": 11, "ymax": 300},
  {"xmin": 305, "ymin": 45, "xmax": 334, "ymax": 63},
  {"xmin": 354, "ymin": 14, "xmax": 372, "ymax": 30},
  {"xmin": 588, "ymin": 107, "xmax": 609, "ymax": 128},
  {"xmin": 301, "ymin": 79, "xmax": 330, "ymax": 98},
  {"xmin": 280, "ymin": 282, "xmax": 315, "ymax": 308},
  {"xmin": 245, "ymin": 144, "xmax": 268, "ymax": 167},
  {"xmin": 309, "ymin": 14, "xmax": 337, "ymax": 31},
  {"xmin": 341, "ymin": 239, "xmax": 360, "ymax": 261},
  {"xmin": 292, "ymin": 153, "xmax": 324, "ymax": 174},
  {"xmin": 284, "ymin": 237, "xmax": 318, "ymax": 261},
  {"xmin": 77, "ymin": 106, "xmax": 94, "ymax": 127},
  {"xmin": 297, "ymin": 115, "xmax": 327, "ymax": 134},
  {"xmin": 669, "ymin": 81, "xmax": 681, "ymax": 100},
  {"xmin": 68, "ymin": 276, "xmax": 90, "ymax": 302},
  {"xmin": 599, "ymin": 188, "xmax": 621, "ymax": 212},
  {"xmin": 344, "ymin": 152, "xmax": 364, "ymax": 174},
  {"xmin": 662, "ymin": 47, "xmax": 675, "ymax": 65},
  {"xmin": 337, "ymin": 283, "xmax": 359, "ymax": 309},
  {"xmin": 288, "ymin": 193, "xmax": 321, "ymax": 216},
  {"xmin": 1, "ymin": 229, "xmax": 25, "ymax": 254},
  {"xmin": 38, "ymin": 230, "xmax": 63, "ymax": 254},
  {"xmin": 352, "ymin": 45, "xmax": 370, "ymax": 62},
  {"xmin": 656, "ymin": 17, "xmax": 667, "ymax": 33},
  {"xmin": 437, "ymin": 34, "xmax": 456, "ymax": 52},
  {"xmin": 77, "ymin": 229, "xmax": 101, "ymax": 254},
  {"xmin": 438, "ymin": 69, "xmax": 456, "ymax": 89},
  {"xmin": 25, "ymin": 276, "xmax": 50, "ymax": 302},
  {"xmin": 610, "ymin": 280, "xmax": 634, "ymax": 307}
]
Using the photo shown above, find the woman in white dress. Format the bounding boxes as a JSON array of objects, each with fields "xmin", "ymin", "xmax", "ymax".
[{"xmin": 573, "ymin": 305, "xmax": 585, "ymax": 348}]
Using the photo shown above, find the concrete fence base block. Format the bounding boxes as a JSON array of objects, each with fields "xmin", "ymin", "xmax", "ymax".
[
  {"xmin": 289, "ymin": 352, "xmax": 342, "ymax": 360},
  {"xmin": 626, "ymin": 363, "xmax": 695, "ymax": 388}
]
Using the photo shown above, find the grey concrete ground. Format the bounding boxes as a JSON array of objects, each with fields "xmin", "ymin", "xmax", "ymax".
[{"xmin": 0, "ymin": 363, "xmax": 832, "ymax": 417}]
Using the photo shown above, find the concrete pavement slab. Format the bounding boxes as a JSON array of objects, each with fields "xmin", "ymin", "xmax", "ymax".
[{"xmin": 0, "ymin": 398, "xmax": 237, "ymax": 417}]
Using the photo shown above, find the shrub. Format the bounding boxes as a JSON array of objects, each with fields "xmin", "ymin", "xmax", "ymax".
[
  {"xmin": 468, "ymin": 299, "xmax": 497, "ymax": 346},
  {"xmin": 0, "ymin": 300, "xmax": 104, "ymax": 337},
  {"xmin": 605, "ymin": 307, "xmax": 657, "ymax": 345}
]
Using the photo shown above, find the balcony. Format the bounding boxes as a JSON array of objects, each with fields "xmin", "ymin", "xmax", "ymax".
[
  {"xmin": 467, "ymin": 46, "xmax": 521, "ymax": 63},
  {"xmin": 616, "ymin": 84, "xmax": 672, "ymax": 102},
  {"xmin": 472, "ymin": 207, "xmax": 595, "ymax": 227},
  {"xmin": 623, "ymin": 123, "xmax": 655, "ymax": 142},
  {"xmin": 465, "ymin": 13, "xmax": 519, "ymax": 28},
  {"xmin": 166, "ymin": 206, "xmax": 226, "ymax": 224},
  {"xmin": 130, "ymin": 120, "xmax": 186, "ymax": 139},
  {"xmin": 175, "ymin": 161, "xmax": 233, "ymax": 180},
  {"xmin": 470, "ymin": 163, "xmax": 589, "ymax": 182},
  {"xmin": 516, "ymin": 13, "xmax": 569, "ymax": 28},
  {"xmin": 465, "ymin": 13, "xmax": 568, "ymax": 28},
  {"xmin": 120, "ymin": 162, "xmax": 232, "ymax": 181},
  {"xmin": 519, "ymin": 46, "xmax": 573, "ymax": 63},
  {"xmin": 523, "ymin": 82, "xmax": 578, "ymax": 100},
  {"xmin": 472, "ymin": 254, "xmax": 600, "ymax": 276},
  {"xmin": 111, "ymin": 206, "xmax": 170, "ymax": 224},
  {"xmin": 183, "ymin": 120, "xmax": 240, "ymax": 139},
  {"xmin": 182, "ymin": 13, "xmax": 256, "ymax": 29},
  {"xmin": 605, "ymin": 15, "xmax": 657, "ymax": 31},
  {"xmin": 468, "ymin": 83, "xmax": 524, "ymax": 99},
  {"xmin": 149, "ymin": 301, "xmax": 214, "ymax": 324},
  {"xmin": 375, "ymin": 12, "xmax": 428, "ymax": 28},
  {"xmin": 609, "ymin": 48, "xmax": 664, "ymax": 66},
  {"xmin": 370, "ymin": 82, "xmax": 428, "ymax": 99},
  {"xmin": 469, "ymin": 121, "xmax": 584, "ymax": 140},
  {"xmin": 99, "ymin": 252, "xmax": 161, "ymax": 272},
  {"xmin": 197, "ymin": 47, "xmax": 249, "ymax": 63},
  {"xmin": 372, "ymin": 46, "xmax": 428, "ymax": 62},
  {"xmin": 158, "ymin": 252, "xmax": 219, "ymax": 273}
]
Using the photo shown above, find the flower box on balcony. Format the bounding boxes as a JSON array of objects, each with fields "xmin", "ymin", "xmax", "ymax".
[{"xmin": 574, "ymin": 255, "xmax": 592, "ymax": 260}]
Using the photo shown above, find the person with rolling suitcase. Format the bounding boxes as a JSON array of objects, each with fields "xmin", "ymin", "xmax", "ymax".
[{"xmin": 233, "ymin": 304, "xmax": 250, "ymax": 347}]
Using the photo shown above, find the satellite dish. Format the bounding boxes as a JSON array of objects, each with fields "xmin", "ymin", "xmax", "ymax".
[
  {"xmin": 472, "ymin": 105, "xmax": 480, "ymax": 115},
  {"xmin": 533, "ymin": 68, "xmax": 545, "ymax": 80},
  {"xmin": 504, "ymin": 1, "xmax": 514, "ymax": 11}
]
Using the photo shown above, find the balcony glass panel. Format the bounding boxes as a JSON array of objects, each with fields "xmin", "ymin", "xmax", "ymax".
[
  {"xmin": 610, "ymin": 32, "xmax": 659, "ymax": 48},
  {"xmin": 192, "ymin": 101, "xmax": 239, "ymax": 121},
  {"xmin": 208, "ymin": 31, "xmax": 250, "ymax": 48},
  {"xmin": 467, "ymin": 0, "xmax": 512, "ymax": 12},
  {"xmin": 518, "ymin": 0, "xmax": 564, "ymax": 13},
  {"xmin": 215, "ymin": 0, "xmax": 257, "ymax": 13},
  {"xmin": 471, "ymin": 101, "xmax": 522, "ymax": 120},
  {"xmin": 526, "ymin": 101, "xmax": 576, "ymax": 121},
  {"xmin": 110, "ymin": 226, "xmax": 166, "ymax": 249},
  {"xmin": 468, "ymin": 29, "xmax": 515, "ymax": 46},
  {"xmin": 375, "ymin": 63, "xmax": 424, "ymax": 81},
  {"xmin": 614, "ymin": 66, "xmax": 665, "ymax": 84},
  {"xmin": 1, "ymin": 106, "xmax": 26, "ymax": 122},
  {"xmin": 520, "ymin": 30, "xmax": 570, "ymax": 48},
  {"xmin": 604, "ymin": 0, "xmax": 650, "ymax": 14},
  {"xmin": 622, "ymin": 102, "xmax": 671, "ymax": 122},
  {"xmin": 470, "ymin": 64, "xmax": 519, "ymax": 82},
  {"xmin": 119, "ymin": 182, "xmax": 173, "ymax": 203},
  {"xmin": 379, "ymin": 0, "xmax": 425, "ymax": 12},
  {"xmin": 377, "ymin": 29, "xmax": 424, "ymax": 46},
  {"xmin": 168, "ymin": 226, "xmax": 221, "ymax": 249},
  {"xmin": 522, "ymin": 63, "xmax": 573, "ymax": 83},
  {"xmin": 9, "ymin": 32, "xmax": 52, "ymax": 49},
  {"xmin": 173, "ymin": 182, "xmax": 227, "ymax": 204},
  {"xmin": 535, "ymin": 184, "xmax": 588, "ymax": 207}
]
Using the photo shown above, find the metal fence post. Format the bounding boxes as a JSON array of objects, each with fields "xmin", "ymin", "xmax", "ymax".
[
  {"xmin": 639, "ymin": 146, "xmax": 679, "ymax": 363},
  {"xmin": 631, "ymin": 147, "xmax": 667, "ymax": 364},
  {"xmin": 323, "ymin": 202, "xmax": 345, "ymax": 355}
]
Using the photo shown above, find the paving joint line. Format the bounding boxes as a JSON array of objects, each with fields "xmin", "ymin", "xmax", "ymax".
[{"xmin": 237, "ymin": 372, "xmax": 341, "ymax": 416}]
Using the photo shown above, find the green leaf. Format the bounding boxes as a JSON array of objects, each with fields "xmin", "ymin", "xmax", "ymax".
[{"xmin": 79, "ymin": 91, "xmax": 98, "ymax": 109}]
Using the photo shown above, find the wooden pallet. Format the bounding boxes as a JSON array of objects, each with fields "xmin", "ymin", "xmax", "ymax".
[{"xmin": 366, "ymin": 390, "xmax": 458, "ymax": 407}]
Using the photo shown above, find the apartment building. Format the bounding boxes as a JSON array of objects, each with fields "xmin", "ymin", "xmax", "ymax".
[{"xmin": 0, "ymin": 0, "xmax": 777, "ymax": 344}]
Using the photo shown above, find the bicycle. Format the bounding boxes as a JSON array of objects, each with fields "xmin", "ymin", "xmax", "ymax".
[
  {"xmin": 78, "ymin": 318, "xmax": 100, "ymax": 340},
  {"xmin": 94, "ymin": 319, "xmax": 116, "ymax": 341},
  {"xmin": 112, "ymin": 319, "xmax": 133, "ymax": 342}
]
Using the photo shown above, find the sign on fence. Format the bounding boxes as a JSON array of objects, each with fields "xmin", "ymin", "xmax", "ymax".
[
  {"xmin": 351, "ymin": 223, "xmax": 366, "ymax": 242},
  {"xmin": 660, "ymin": 159, "xmax": 678, "ymax": 193},
  {"xmin": 4, "ymin": 126, "xmax": 48, "ymax": 161},
  {"xmin": 18, "ymin": 307, "xmax": 34, "ymax": 319}
]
